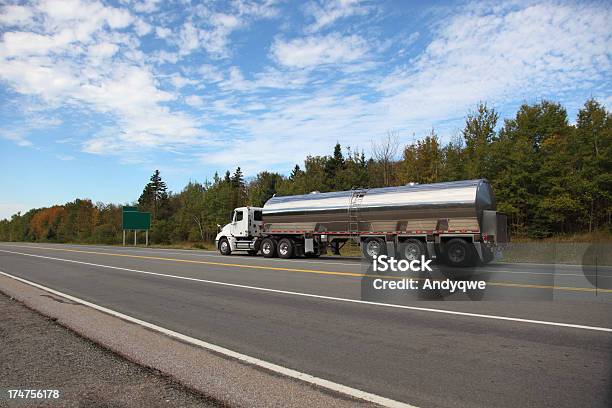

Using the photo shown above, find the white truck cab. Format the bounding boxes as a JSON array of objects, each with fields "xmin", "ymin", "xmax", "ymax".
[{"xmin": 215, "ymin": 207, "xmax": 263, "ymax": 255}]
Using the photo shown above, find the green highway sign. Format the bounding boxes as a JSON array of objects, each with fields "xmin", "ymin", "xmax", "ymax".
[{"xmin": 122, "ymin": 206, "xmax": 151, "ymax": 230}]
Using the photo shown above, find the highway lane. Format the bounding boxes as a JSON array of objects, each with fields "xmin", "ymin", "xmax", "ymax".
[
  {"xmin": 0, "ymin": 243, "xmax": 611, "ymax": 408},
  {"xmin": 2, "ymin": 243, "xmax": 611, "ymax": 325}
]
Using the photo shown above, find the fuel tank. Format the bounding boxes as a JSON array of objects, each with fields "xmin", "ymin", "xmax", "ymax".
[{"xmin": 262, "ymin": 179, "xmax": 496, "ymax": 234}]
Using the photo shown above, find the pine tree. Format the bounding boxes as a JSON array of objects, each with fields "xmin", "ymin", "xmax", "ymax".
[
  {"xmin": 290, "ymin": 165, "xmax": 303, "ymax": 180},
  {"xmin": 231, "ymin": 167, "xmax": 246, "ymax": 208},
  {"xmin": 138, "ymin": 170, "xmax": 169, "ymax": 220},
  {"xmin": 324, "ymin": 142, "xmax": 345, "ymax": 189}
]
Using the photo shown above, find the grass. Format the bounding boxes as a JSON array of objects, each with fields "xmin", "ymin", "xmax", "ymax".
[{"xmin": 509, "ymin": 230, "xmax": 612, "ymax": 243}]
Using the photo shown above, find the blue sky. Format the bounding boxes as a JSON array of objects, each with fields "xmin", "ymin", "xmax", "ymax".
[{"xmin": 0, "ymin": 0, "xmax": 610, "ymax": 219}]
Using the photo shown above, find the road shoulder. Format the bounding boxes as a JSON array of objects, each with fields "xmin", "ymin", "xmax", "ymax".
[
  {"xmin": 0, "ymin": 273, "xmax": 373, "ymax": 408},
  {"xmin": 0, "ymin": 290, "xmax": 218, "ymax": 407}
]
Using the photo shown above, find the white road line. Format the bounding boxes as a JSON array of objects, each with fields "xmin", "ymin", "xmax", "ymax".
[
  {"xmin": 1, "ymin": 249, "xmax": 611, "ymax": 333},
  {"xmin": 0, "ymin": 269, "xmax": 416, "ymax": 408}
]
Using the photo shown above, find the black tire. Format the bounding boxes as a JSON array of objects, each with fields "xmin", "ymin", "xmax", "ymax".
[
  {"xmin": 444, "ymin": 238, "xmax": 474, "ymax": 267},
  {"xmin": 218, "ymin": 238, "xmax": 231, "ymax": 256},
  {"xmin": 261, "ymin": 238, "xmax": 277, "ymax": 258},
  {"xmin": 399, "ymin": 239, "xmax": 426, "ymax": 261},
  {"xmin": 277, "ymin": 238, "xmax": 294, "ymax": 259},
  {"xmin": 361, "ymin": 238, "xmax": 386, "ymax": 260}
]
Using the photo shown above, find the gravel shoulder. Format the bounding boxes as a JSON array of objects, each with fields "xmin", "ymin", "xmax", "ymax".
[{"xmin": 0, "ymin": 292, "xmax": 220, "ymax": 407}]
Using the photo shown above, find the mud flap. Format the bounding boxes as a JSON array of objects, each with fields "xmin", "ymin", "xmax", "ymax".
[
  {"xmin": 426, "ymin": 242, "xmax": 436, "ymax": 259},
  {"xmin": 473, "ymin": 242, "xmax": 484, "ymax": 261},
  {"xmin": 385, "ymin": 234, "xmax": 396, "ymax": 257},
  {"xmin": 305, "ymin": 237, "xmax": 314, "ymax": 254}
]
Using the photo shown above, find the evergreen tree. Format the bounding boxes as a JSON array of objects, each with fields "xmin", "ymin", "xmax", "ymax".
[
  {"xmin": 324, "ymin": 142, "xmax": 345, "ymax": 189},
  {"xmin": 290, "ymin": 165, "xmax": 303, "ymax": 180},
  {"xmin": 248, "ymin": 172, "xmax": 283, "ymax": 207},
  {"xmin": 231, "ymin": 167, "xmax": 246, "ymax": 209},
  {"xmin": 340, "ymin": 147, "xmax": 369, "ymax": 189},
  {"xmin": 138, "ymin": 170, "xmax": 169, "ymax": 220}
]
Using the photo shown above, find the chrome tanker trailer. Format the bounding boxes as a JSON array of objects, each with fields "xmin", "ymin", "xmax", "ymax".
[{"xmin": 215, "ymin": 179, "xmax": 508, "ymax": 266}]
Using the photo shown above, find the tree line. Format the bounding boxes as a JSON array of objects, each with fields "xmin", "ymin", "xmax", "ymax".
[{"xmin": 0, "ymin": 98, "xmax": 609, "ymax": 244}]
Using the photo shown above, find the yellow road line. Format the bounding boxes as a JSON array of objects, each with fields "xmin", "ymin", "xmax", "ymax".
[
  {"xmin": 6, "ymin": 245, "xmax": 368, "ymax": 277},
  {"xmin": 3, "ymin": 244, "xmax": 611, "ymax": 294}
]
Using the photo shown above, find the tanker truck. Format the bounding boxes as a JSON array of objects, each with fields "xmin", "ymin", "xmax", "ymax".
[{"xmin": 215, "ymin": 179, "xmax": 508, "ymax": 267}]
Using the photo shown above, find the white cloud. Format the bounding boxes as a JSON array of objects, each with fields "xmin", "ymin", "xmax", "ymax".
[
  {"xmin": 198, "ymin": 64, "xmax": 224, "ymax": 83},
  {"xmin": 304, "ymin": 0, "xmax": 369, "ymax": 33},
  {"xmin": 0, "ymin": 0, "xmax": 610, "ymax": 176},
  {"xmin": 0, "ymin": 0, "xmax": 203, "ymax": 157},
  {"xmin": 155, "ymin": 26, "xmax": 172, "ymax": 39},
  {"xmin": 133, "ymin": 0, "xmax": 161, "ymax": 14},
  {"xmin": 88, "ymin": 42, "xmax": 119, "ymax": 59},
  {"xmin": 206, "ymin": 2, "xmax": 612, "ymax": 174},
  {"xmin": 134, "ymin": 18, "xmax": 152, "ymax": 36},
  {"xmin": 0, "ymin": 130, "xmax": 33, "ymax": 147},
  {"xmin": 272, "ymin": 33, "xmax": 368, "ymax": 68},
  {"xmin": 185, "ymin": 94, "xmax": 204, "ymax": 107},
  {"xmin": 0, "ymin": 5, "xmax": 34, "ymax": 26},
  {"xmin": 177, "ymin": 21, "xmax": 200, "ymax": 56},
  {"xmin": 218, "ymin": 66, "xmax": 309, "ymax": 92},
  {"xmin": 176, "ymin": 1, "xmax": 278, "ymax": 59},
  {"xmin": 169, "ymin": 74, "xmax": 198, "ymax": 88},
  {"xmin": 376, "ymin": 3, "xmax": 612, "ymax": 125}
]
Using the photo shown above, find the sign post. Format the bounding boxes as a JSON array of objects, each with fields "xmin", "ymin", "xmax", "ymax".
[{"xmin": 122, "ymin": 207, "xmax": 151, "ymax": 246}]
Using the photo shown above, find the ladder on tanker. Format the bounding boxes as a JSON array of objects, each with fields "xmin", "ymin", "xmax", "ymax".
[{"xmin": 348, "ymin": 189, "xmax": 367, "ymax": 236}]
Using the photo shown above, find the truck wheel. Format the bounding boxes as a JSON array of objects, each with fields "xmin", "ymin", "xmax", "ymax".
[
  {"xmin": 278, "ymin": 238, "xmax": 294, "ymax": 259},
  {"xmin": 261, "ymin": 238, "xmax": 277, "ymax": 258},
  {"xmin": 362, "ymin": 238, "xmax": 386, "ymax": 260},
  {"xmin": 444, "ymin": 238, "xmax": 474, "ymax": 267},
  {"xmin": 399, "ymin": 239, "xmax": 425, "ymax": 261},
  {"xmin": 218, "ymin": 238, "xmax": 231, "ymax": 256}
]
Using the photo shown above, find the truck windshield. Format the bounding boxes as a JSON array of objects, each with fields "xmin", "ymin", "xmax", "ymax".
[{"xmin": 254, "ymin": 210, "xmax": 262, "ymax": 221}]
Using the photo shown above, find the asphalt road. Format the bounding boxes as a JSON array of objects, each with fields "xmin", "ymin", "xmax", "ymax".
[{"xmin": 0, "ymin": 242, "xmax": 610, "ymax": 408}]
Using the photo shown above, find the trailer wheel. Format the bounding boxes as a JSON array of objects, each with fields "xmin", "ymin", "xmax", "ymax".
[
  {"xmin": 399, "ymin": 239, "xmax": 425, "ymax": 261},
  {"xmin": 278, "ymin": 238, "xmax": 294, "ymax": 259},
  {"xmin": 444, "ymin": 238, "xmax": 474, "ymax": 267},
  {"xmin": 362, "ymin": 238, "xmax": 386, "ymax": 260},
  {"xmin": 261, "ymin": 238, "xmax": 277, "ymax": 258},
  {"xmin": 218, "ymin": 238, "xmax": 231, "ymax": 256}
]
